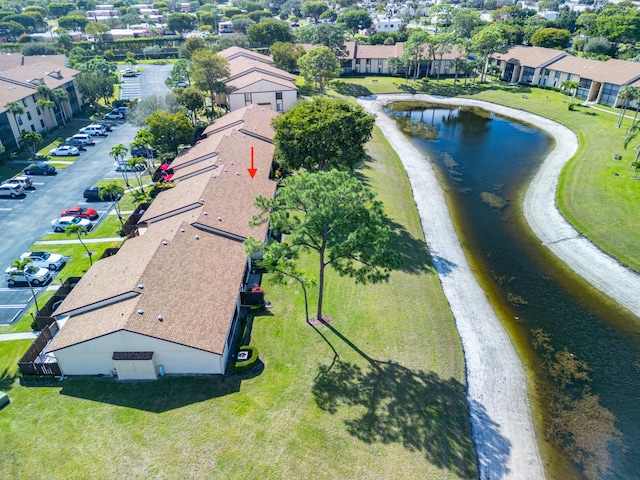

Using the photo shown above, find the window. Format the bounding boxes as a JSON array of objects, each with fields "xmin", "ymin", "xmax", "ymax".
[
  {"xmin": 244, "ymin": 93, "xmax": 252, "ymax": 105},
  {"xmin": 276, "ymin": 103, "xmax": 283, "ymax": 112},
  {"xmin": 576, "ymin": 78, "xmax": 592, "ymax": 100},
  {"xmin": 31, "ymin": 94, "xmax": 36, "ymax": 102},
  {"xmin": 554, "ymin": 71, "xmax": 560, "ymax": 78},
  {"xmin": 521, "ymin": 66, "xmax": 535, "ymax": 83},
  {"xmin": 22, "ymin": 98, "xmax": 28, "ymax": 107},
  {"xmin": 567, "ymin": 73, "xmax": 572, "ymax": 80},
  {"xmin": 275, "ymin": 91, "xmax": 282, "ymax": 100},
  {"xmin": 17, "ymin": 115, "xmax": 23, "ymax": 126},
  {"xmin": 27, "ymin": 112, "xmax": 32, "ymax": 121},
  {"xmin": 378, "ymin": 59, "xmax": 383, "ymax": 65},
  {"xmin": 599, "ymin": 83, "xmax": 620, "ymax": 107},
  {"xmin": 40, "ymin": 119, "xmax": 45, "ymax": 128},
  {"xmin": 30, "ymin": 125, "xmax": 35, "ymax": 132},
  {"xmin": 36, "ymin": 107, "xmax": 41, "ymax": 115}
]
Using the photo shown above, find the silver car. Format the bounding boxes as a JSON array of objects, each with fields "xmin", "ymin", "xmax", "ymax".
[
  {"xmin": 0, "ymin": 182, "xmax": 25, "ymax": 198},
  {"xmin": 20, "ymin": 251, "xmax": 66, "ymax": 271},
  {"xmin": 5, "ymin": 264, "xmax": 51, "ymax": 286},
  {"xmin": 51, "ymin": 216, "xmax": 93, "ymax": 233}
]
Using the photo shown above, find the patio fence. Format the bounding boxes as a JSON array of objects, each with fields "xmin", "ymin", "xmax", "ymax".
[{"xmin": 18, "ymin": 321, "xmax": 61, "ymax": 377}]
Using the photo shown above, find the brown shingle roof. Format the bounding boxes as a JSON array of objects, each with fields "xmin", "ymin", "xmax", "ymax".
[
  {"xmin": 0, "ymin": 53, "xmax": 67, "ymax": 69},
  {"xmin": 218, "ymin": 46, "xmax": 274, "ymax": 65},
  {"xmin": 354, "ymin": 43, "xmax": 404, "ymax": 59},
  {"xmin": 202, "ymin": 103, "xmax": 278, "ymax": 140},
  {"xmin": 492, "ymin": 45, "xmax": 568, "ymax": 68},
  {"xmin": 50, "ymin": 223, "xmax": 248, "ymax": 354},
  {"xmin": 226, "ymin": 56, "xmax": 295, "ymax": 82},
  {"xmin": 226, "ymin": 71, "xmax": 297, "ymax": 92}
]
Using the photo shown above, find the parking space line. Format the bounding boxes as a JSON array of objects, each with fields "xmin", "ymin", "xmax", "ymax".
[{"xmin": 0, "ymin": 304, "xmax": 27, "ymax": 308}]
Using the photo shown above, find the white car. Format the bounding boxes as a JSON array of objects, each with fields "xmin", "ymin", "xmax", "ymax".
[
  {"xmin": 103, "ymin": 111, "xmax": 125, "ymax": 120},
  {"xmin": 20, "ymin": 251, "xmax": 66, "ymax": 271},
  {"xmin": 49, "ymin": 145, "xmax": 79, "ymax": 156},
  {"xmin": 51, "ymin": 216, "xmax": 93, "ymax": 233},
  {"xmin": 79, "ymin": 125, "xmax": 107, "ymax": 136},
  {"xmin": 0, "ymin": 182, "xmax": 25, "ymax": 198},
  {"xmin": 5, "ymin": 264, "xmax": 51, "ymax": 286},
  {"xmin": 115, "ymin": 161, "xmax": 146, "ymax": 172}
]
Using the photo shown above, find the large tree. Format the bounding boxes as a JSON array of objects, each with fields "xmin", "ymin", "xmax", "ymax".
[
  {"xmin": 165, "ymin": 58, "xmax": 193, "ymax": 88},
  {"xmin": 471, "ymin": 25, "xmax": 507, "ymax": 82},
  {"xmin": 270, "ymin": 41, "xmax": 306, "ymax": 72},
  {"xmin": 76, "ymin": 71, "xmax": 115, "ymax": 107},
  {"xmin": 302, "ymin": 1, "xmax": 328, "ymax": 23},
  {"xmin": 146, "ymin": 110, "xmax": 195, "ymax": 155},
  {"xmin": 249, "ymin": 170, "xmax": 399, "ymax": 323},
  {"xmin": 191, "ymin": 49, "xmax": 230, "ymax": 110},
  {"xmin": 297, "ymin": 45, "xmax": 342, "ymax": 95},
  {"xmin": 247, "ymin": 18, "xmax": 292, "ymax": 46},
  {"xmin": 530, "ymin": 27, "xmax": 572, "ymax": 49},
  {"xmin": 272, "ymin": 97, "xmax": 375, "ymax": 172},
  {"xmin": 336, "ymin": 9, "xmax": 372, "ymax": 35},
  {"xmin": 19, "ymin": 131, "xmax": 42, "ymax": 156},
  {"xmin": 167, "ymin": 12, "xmax": 197, "ymax": 37},
  {"xmin": 402, "ymin": 29, "xmax": 430, "ymax": 81}
]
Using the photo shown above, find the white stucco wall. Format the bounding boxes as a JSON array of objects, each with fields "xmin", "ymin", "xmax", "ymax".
[
  {"xmin": 228, "ymin": 79, "xmax": 297, "ymax": 112},
  {"xmin": 54, "ymin": 330, "xmax": 225, "ymax": 376}
]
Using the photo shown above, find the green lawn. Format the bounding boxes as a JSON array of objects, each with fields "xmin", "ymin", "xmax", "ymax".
[
  {"xmin": 328, "ymin": 76, "xmax": 640, "ymax": 273},
  {"xmin": 0, "ymin": 127, "xmax": 476, "ymax": 479}
]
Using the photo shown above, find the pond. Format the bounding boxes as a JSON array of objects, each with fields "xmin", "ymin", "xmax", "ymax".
[{"xmin": 386, "ymin": 103, "xmax": 640, "ymax": 480}]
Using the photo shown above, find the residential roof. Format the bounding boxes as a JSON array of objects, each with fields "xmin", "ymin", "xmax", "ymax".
[
  {"xmin": 226, "ymin": 71, "xmax": 297, "ymax": 93},
  {"xmin": 203, "ymin": 103, "xmax": 277, "ymax": 141},
  {"xmin": 545, "ymin": 54, "xmax": 610, "ymax": 80},
  {"xmin": 218, "ymin": 46, "xmax": 275, "ymax": 65},
  {"xmin": 592, "ymin": 58, "xmax": 640, "ymax": 85},
  {"xmin": 226, "ymin": 56, "xmax": 295, "ymax": 82},
  {"xmin": 492, "ymin": 45, "xmax": 568, "ymax": 68},
  {"xmin": 49, "ymin": 221, "xmax": 248, "ymax": 355},
  {"xmin": 354, "ymin": 43, "xmax": 404, "ymax": 59},
  {"xmin": 0, "ymin": 54, "xmax": 67, "ymax": 69}
]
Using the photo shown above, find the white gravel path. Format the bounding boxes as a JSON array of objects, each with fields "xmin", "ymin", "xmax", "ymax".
[{"xmin": 358, "ymin": 93, "xmax": 640, "ymax": 479}]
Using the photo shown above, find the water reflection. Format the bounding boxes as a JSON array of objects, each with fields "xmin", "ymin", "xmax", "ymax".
[{"xmin": 386, "ymin": 104, "xmax": 640, "ymax": 480}]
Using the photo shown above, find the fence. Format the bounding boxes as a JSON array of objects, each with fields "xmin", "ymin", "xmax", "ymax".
[
  {"xmin": 34, "ymin": 276, "xmax": 81, "ymax": 330},
  {"xmin": 122, "ymin": 202, "xmax": 150, "ymax": 236},
  {"xmin": 18, "ymin": 321, "xmax": 62, "ymax": 377}
]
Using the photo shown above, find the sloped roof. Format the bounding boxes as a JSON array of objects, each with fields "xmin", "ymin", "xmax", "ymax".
[
  {"xmin": 492, "ymin": 45, "xmax": 568, "ymax": 68},
  {"xmin": 592, "ymin": 58, "xmax": 640, "ymax": 85},
  {"xmin": 226, "ymin": 71, "xmax": 297, "ymax": 93},
  {"xmin": 203, "ymin": 103, "xmax": 278, "ymax": 140},
  {"xmin": 545, "ymin": 55, "xmax": 608, "ymax": 80},
  {"xmin": 218, "ymin": 46, "xmax": 275, "ymax": 65},
  {"xmin": 0, "ymin": 53, "xmax": 67, "ymax": 69},
  {"xmin": 354, "ymin": 43, "xmax": 404, "ymax": 59},
  {"xmin": 49, "ymin": 221, "xmax": 247, "ymax": 355},
  {"xmin": 226, "ymin": 56, "xmax": 295, "ymax": 82}
]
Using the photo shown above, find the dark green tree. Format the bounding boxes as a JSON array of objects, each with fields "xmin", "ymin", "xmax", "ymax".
[
  {"xmin": 247, "ymin": 18, "xmax": 292, "ymax": 46},
  {"xmin": 249, "ymin": 170, "xmax": 400, "ymax": 323},
  {"xmin": 272, "ymin": 97, "xmax": 375, "ymax": 171},
  {"xmin": 297, "ymin": 45, "xmax": 342, "ymax": 95}
]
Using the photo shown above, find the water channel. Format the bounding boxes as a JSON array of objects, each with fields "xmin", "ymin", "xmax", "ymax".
[{"xmin": 385, "ymin": 103, "xmax": 640, "ymax": 480}]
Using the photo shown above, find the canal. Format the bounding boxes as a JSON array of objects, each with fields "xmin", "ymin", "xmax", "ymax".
[{"xmin": 386, "ymin": 103, "xmax": 640, "ymax": 480}]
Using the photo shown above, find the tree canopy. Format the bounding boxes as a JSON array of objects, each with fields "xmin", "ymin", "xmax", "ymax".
[
  {"xmin": 191, "ymin": 49, "xmax": 230, "ymax": 109},
  {"xmin": 336, "ymin": 9, "xmax": 372, "ymax": 35},
  {"xmin": 297, "ymin": 45, "xmax": 342, "ymax": 95},
  {"xmin": 247, "ymin": 18, "xmax": 292, "ymax": 47},
  {"xmin": 530, "ymin": 27, "xmax": 572, "ymax": 49},
  {"xmin": 270, "ymin": 41, "xmax": 306, "ymax": 72},
  {"xmin": 272, "ymin": 97, "xmax": 375, "ymax": 172},
  {"xmin": 167, "ymin": 12, "xmax": 197, "ymax": 37},
  {"xmin": 146, "ymin": 110, "xmax": 195, "ymax": 155},
  {"xmin": 249, "ymin": 169, "xmax": 400, "ymax": 322}
]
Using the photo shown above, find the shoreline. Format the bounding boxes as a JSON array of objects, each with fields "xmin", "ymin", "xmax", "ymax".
[{"xmin": 358, "ymin": 94, "xmax": 567, "ymax": 479}]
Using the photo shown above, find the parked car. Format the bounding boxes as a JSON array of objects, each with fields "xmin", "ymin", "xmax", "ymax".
[
  {"xmin": 60, "ymin": 205, "xmax": 99, "ymax": 220},
  {"xmin": 69, "ymin": 134, "xmax": 95, "ymax": 146},
  {"xmin": 103, "ymin": 111, "xmax": 125, "ymax": 120},
  {"xmin": 175, "ymin": 81, "xmax": 189, "ymax": 88},
  {"xmin": 51, "ymin": 216, "xmax": 93, "ymax": 233},
  {"xmin": 24, "ymin": 163, "xmax": 56, "ymax": 175},
  {"xmin": 131, "ymin": 146, "xmax": 158, "ymax": 158},
  {"xmin": 122, "ymin": 69, "xmax": 138, "ymax": 77},
  {"xmin": 63, "ymin": 138, "xmax": 87, "ymax": 150},
  {"xmin": 3, "ymin": 176, "xmax": 32, "ymax": 189},
  {"xmin": 79, "ymin": 124, "xmax": 107, "ymax": 137},
  {"xmin": 49, "ymin": 145, "xmax": 79, "ymax": 156},
  {"xmin": 20, "ymin": 251, "xmax": 66, "ymax": 271},
  {"xmin": 0, "ymin": 183, "xmax": 25, "ymax": 198},
  {"xmin": 114, "ymin": 106, "xmax": 129, "ymax": 114},
  {"xmin": 115, "ymin": 161, "xmax": 146, "ymax": 172},
  {"xmin": 5, "ymin": 264, "xmax": 51, "ymax": 286},
  {"xmin": 95, "ymin": 122, "xmax": 113, "ymax": 132}
]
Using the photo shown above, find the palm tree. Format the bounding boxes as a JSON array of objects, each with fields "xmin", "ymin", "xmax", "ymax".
[
  {"xmin": 50, "ymin": 88, "xmax": 69, "ymax": 126},
  {"xmin": 626, "ymin": 86, "xmax": 640, "ymax": 130},
  {"xmin": 65, "ymin": 224, "xmax": 93, "ymax": 266},
  {"xmin": 37, "ymin": 99, "xmax": 56, "ymax": 128},
  {"xmin": 5, "ymin": 101, "xmax": 24, "ymax": 116},
  {"xmin": 624, "ymin": 122, "xmax": 640, "ymax": 179},
  {"xmin": 132, "ymin": 128, "xmax": 156, "ymax": 169},
  {"xmin": 19, "ymin": 131, "xmax": 42, "ymax": 156},
  {"xmin": 127, "ymin": 157, "xmax": 148, "ymax": 198},
  {"xmin": 110, "ymin": 144, "xmax": 130, "ymax": 188},
  {"xmin": 100, "ymin": 182, "xmax": 125, "ymax": 224},
  {"xmin": 616, "ymin": 85, "xmax": 635, "ymax": 128},
  {"xmin": 8, "ymin": 258, "xmax": 40, "ymax": 312},
  {"xmin": 561, "ymin": 80, "xmax": 580, "ymax": 106}
]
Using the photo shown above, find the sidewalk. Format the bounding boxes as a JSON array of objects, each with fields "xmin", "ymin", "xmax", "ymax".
[
  {"xmin": 0, "ymin": 332, "xmax": 38, "ymax": 341},
  {"xmin": 34, "ymin": 237, "xmax": 124, "ymax": 245}
]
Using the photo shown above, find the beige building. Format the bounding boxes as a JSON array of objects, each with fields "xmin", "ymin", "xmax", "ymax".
[
  {"xmin": 0, "ymin": 54, "xmax": 82, "ymax": 153},
  {"xmin": 218, "ymin": 47, "xmax": 298, "ymax": 113},
  {"xmin": 47, "ymin": 105, "xmax": 279, "ymax": 379}
]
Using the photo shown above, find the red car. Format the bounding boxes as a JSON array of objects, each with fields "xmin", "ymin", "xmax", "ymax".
[{"xmin": 60, "ymin": 206, "xmax": 99, "ymax": 220}]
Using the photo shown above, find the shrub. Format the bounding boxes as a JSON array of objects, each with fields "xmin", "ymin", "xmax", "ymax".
[{"xmin": 232, "ymin": 345, "xmax": 259, "ymax": 373}]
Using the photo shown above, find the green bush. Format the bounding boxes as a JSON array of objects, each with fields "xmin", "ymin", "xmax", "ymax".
[{"xmin": 232, "ymin": 345, "xmax": 259, "ymax": 373}]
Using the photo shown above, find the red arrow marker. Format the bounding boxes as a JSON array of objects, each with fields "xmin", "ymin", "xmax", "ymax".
[{"xmin": 248, "ymin": 146, "xmax": 257, "ymax": 178}]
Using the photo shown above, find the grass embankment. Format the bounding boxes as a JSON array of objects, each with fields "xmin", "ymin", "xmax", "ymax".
[
  {"xmin": 0, "ymin": 128, "xmax": 476, "ymax": 479},
  {"xmin": 329, "ymin": 76, "xmax": 640, "ymax": 273}
]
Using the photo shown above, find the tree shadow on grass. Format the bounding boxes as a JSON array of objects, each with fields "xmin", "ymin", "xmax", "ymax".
[
  {"xmin": 311, "ymin": 320, "xmax": 510, "ymax": 479},
  {"xmin": 332, "ymin": 81, "xmax": 373, "ymax": 97},
  {"xmin": 0, "ymin": 367, "xmax": 17, "ymax": 392},
  {"xmin": 385, "ymin": 218, "xmax": 434, "ymax": 274},
  {"xmin": 58, "ymin": 375, "xmax": 241, "ymax": 413}
]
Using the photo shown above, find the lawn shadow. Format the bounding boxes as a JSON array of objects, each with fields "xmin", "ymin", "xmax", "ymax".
[
  {"xmin": 58, "ymin": 375, "xmax": 241, "ymax": 412},
  {"xmin": 0, "ymin": 367, "xmax": 17, "ymax": 392},
  {"xmin": 312, "ymin": 321, "xmax": 510, "ymax": 478},
  {"xmin": 386, "ymin": 218, "xmax": 433, "ymax": 274},
  {"xmin": 332, "ymin": 81, "xmax": 372, "ymax": 97}
]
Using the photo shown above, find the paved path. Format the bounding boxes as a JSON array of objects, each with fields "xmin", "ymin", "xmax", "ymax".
[
  {"xmin": 34, "ymin": 237, "xmax": 124, "ymax": 245},
  {"xmin": 0, "ymin": 331, "xmax": 38, "ymax": 341}
]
